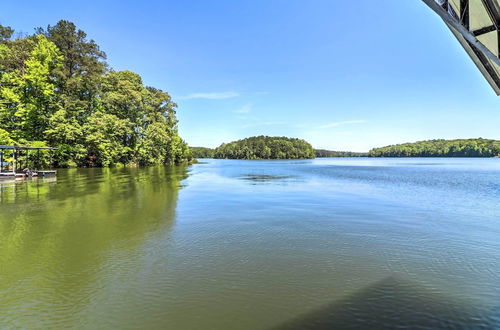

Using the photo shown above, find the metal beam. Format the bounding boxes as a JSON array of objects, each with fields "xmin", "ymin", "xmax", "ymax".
[
  {"xmin": 422, "ymin": 0, "xmax": 500, "ymax": 66},
  {"xmin": 478, "ymin": 0, "xmax": 500, "ymax": 57},
  {"xmin": 469, "ymin": 43, "xmax": 500, "ymax": 82},
  {"xmin": 448, "ymin": 24, "xmax": 500, "ymax": 94},
  {"xmin": 460, "ymin": 0, "xmax": 469, "ymax": 29},
  {"xmin": 13, "ymin": 150, "xmax": 16, "ymax": 173},
  {"xmin": 473, "ymin": 25, "xmax": 497, "ymax": 36},
  {"xmin": 480, "ymin": 0, "xmax": 500, "ymax": 29}
]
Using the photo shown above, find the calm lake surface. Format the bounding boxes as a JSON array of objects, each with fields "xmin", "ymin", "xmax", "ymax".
[{"xmin": 1, "ymin": 158, "xmax": 499, "ymax": 329}]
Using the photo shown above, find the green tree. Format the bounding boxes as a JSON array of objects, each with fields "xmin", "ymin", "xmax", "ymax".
[
  {"xmin": 214, "ymin": 136, "xmax": 315, "ymax": 160},
  {"xmin": 83, "ymin": 112, "xmax": 133, "ymax": 167},
  {"xmin": 38, "ymin": 20, "xmax": 107, "ymax": 125},
  {"xmin": 0, "ymin": 20, "xmax": 192, "ymax": 167},
  {"xmin": 369, "ymin": 138, "xmax": 500, "ymax": 158},
  {"xmin": 0, "ymin": 35, "xmax": 62, "ymax": 140},
  {"xmin": 44, "ymin": 109, "xmax": 85, "ymax": 167},
  {"xmin": 190, "ymin": 147, "xmax": 215, "ymax": 158},
  {"xmin": 0, "ymin": 25, "xmax": 14, "ymax": 41},
  {"xmin": 136, "ymin": 121, "xmax": 171, "ymax": 165}
]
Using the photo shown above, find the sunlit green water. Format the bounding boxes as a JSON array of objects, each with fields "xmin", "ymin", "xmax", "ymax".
[{"xmin": 1, "ymin": 158, "xmax": 499, "ymax": 329}]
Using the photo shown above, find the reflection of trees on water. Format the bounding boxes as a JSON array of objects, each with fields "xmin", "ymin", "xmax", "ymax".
[{"xmin": 0, "ymin": 165, "xmax": 189, "ymax": 328}]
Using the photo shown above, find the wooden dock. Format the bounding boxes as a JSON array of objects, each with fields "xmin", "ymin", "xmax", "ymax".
[
  {"xmin": 0, "ymin": 145, "xmax": 57, "ymax": 179},
  {"xmin": 0, "ymin": 172, "xmax": 25, "ymax": 178},
  {"xmin": 0, "ymin": 170, "xmax": 57, "ymax": 180},
  {"xmin": 36, "ymin": 170, "xmax": 57, "ymax": 177}
]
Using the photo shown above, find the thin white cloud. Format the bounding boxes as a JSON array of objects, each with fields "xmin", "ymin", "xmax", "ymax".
[
  {"xmin": 234, "ymin": 103, "xmax": 252, "ymax": 114},
  {"xmin": 318, "ymin": 120, "xmax": 366, "ymax": 129},
  {"xmin": 242, "ymin": 121, "xmax": 288, "ymax": 128},
  {"xmin": 179, "ymin": 92, "xmax": 239, "ymax": 100}
]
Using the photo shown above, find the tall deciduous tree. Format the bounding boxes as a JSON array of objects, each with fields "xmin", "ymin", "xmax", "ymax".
[
  {"xmin": 0, "ymin": 20, "xmax": 192, "ymax": 167},
  {"xmin": 0, "ymin": 35, "xmax": 62, "ymax": 140},
  {"xmin": 38, "ymin": 20, "xmax": 107, "ymax": 123}
]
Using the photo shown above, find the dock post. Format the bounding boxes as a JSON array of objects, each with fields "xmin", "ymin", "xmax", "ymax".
[{"xmin": 13, "ymin": 149, "xmax": 16, "ymax": 174}]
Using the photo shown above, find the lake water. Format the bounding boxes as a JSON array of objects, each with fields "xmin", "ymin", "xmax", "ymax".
[{"xmin": 1, "ymin": 158, "xmax": 499, "ymax": 329}]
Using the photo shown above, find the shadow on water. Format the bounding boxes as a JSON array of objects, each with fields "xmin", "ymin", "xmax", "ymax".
[
  {"xmin": 272, "ymin": 277, "xmax": 499, "ymax": 329},
  {"xmin": 236, "ymin": 173, "xmax": 305, "ymax": 186},
  {"xmin": 239, "ymin": 174, "xmax": 296, "ymax": 182},
  {"xmin": 0, "ymin": 165, "xmax": 190, "ymax": 328}
]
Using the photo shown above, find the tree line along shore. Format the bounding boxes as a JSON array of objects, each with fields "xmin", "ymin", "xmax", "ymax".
[
  {"xmin": 192, "ymin": 138, "xmax": 500, "ymax": 159},
  {"xmin": 0, "ymin": 20, "xmax": 191, "ymax": 168},
  {"xmin": 1, "ymin": 21, "xmax": 498, "ymax": 167},
  {"xmin": 368, "ymin": 138, "xmax": 500, "ymax": 158}
]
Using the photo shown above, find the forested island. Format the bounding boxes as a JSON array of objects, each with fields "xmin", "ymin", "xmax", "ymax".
[
  {"xmin": 191, "ymin": 146, "xmax": 367, "ymax": 159},
  {"xmin": 369, "ymin": 138, "xmax": 500, "ymax": 157},
  {"xmin": 0, "ymin": 21, "xmax": 191, "ymax": 167},
  {"xmin": 213, "ymin": 136, "xmax": 315, "ymax": 159}
]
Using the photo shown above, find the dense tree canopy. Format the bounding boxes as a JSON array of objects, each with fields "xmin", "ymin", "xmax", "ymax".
[
  {"xmin": 315, "ymin": 149, "xmax": 367, "ymax": 157},
  {"xmin": 369, "ymin": 138, "xmax": 500, "ymax": 157},
  {"xmin": 0, "ymin": 20, "xmax": 191, "ymax": 167},
  {"xmin": 214, "ymin": 136, "xmax": 315, "ymax": 160}
]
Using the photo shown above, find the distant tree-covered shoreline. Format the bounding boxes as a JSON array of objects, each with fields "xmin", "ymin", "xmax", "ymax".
[
  {"xmin": 315, "ymin": 149, "xmax": 368, "ymax": 157},
  {"xmin": 193, "ymin": 138, "xmax": 500, "ymax": 160},
  {"xmin": 0, "ymin": 20, "xmax": 192, "ymax": 168},
  {"xmin": 214, "ymin": 136, "xmax": 315, "ymax": 160},
  {"xmin": 369, "ymin": 138, "xmax": 500, "ymax": 157},
  {"xmin": 190, "ymin": 147, "xmax": 215, "ymax": 158}
]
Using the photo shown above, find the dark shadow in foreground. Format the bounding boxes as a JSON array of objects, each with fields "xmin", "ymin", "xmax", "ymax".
[{"xmin": 272, "ymin": 277, "xmax": 499, "ymax": 329}]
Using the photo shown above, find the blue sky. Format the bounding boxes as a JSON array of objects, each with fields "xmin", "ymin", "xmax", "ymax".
[{"xmin": 3, "ymin": 0, "xmax": 500, "ymax": 151}]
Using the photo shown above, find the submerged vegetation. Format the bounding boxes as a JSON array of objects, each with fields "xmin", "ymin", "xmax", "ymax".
[
  {"xmin": 0, "ymin": 21, "xmax": 191, "ymax": 167},
  {"xmin": 214, "ymin": 136, "xmax": 315, "ymax": 160},
  {"xmin": 369, "ymin": 138, "xmax": 500, "ymax": 157}
]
